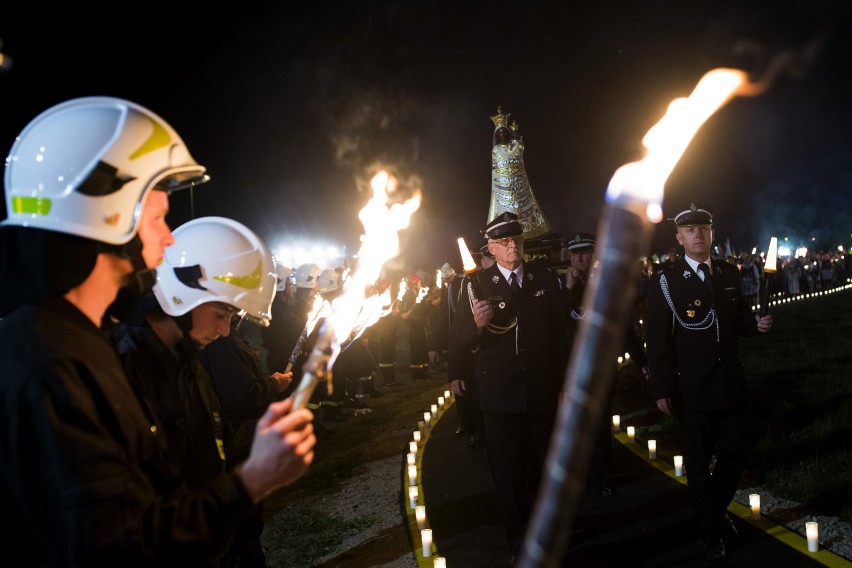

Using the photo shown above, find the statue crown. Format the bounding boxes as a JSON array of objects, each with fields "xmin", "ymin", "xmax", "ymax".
[{"xmin": 490, "ymin": 106, "xmax": 510, "ymax": 128}]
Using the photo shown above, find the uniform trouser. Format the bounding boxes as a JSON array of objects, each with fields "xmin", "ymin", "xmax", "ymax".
[
  {"xmin": 454, "ymin": 379, "xmax": 481, "ymax": 435},
  {"xmin": 408, "ymin": 323, "xmax": 429, "ymax": 379},
  {"xmin": 679, "ymin": 406, "xmax": 752, "ymax": 541},
  {"xmin": 482, "ymin": 410, "xmax": 554, "ymax": 555}
]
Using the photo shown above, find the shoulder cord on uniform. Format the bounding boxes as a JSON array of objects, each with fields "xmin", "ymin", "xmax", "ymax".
[
  {"xmin": 569, "ymin": 308, "xmax": 584, "ymax": 321},
  {"xmin": 466, "ymin": 280, "xmax": 518, "ymax": 335},
  {"xmin": 659, "ymin": 274, "xmax": 719, "ymax": 341}
]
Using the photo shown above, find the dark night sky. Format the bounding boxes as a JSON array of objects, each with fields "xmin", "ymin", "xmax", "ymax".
[{"xmin": 3, "ymin": 1, "xmax": 852, "ymax": 272}]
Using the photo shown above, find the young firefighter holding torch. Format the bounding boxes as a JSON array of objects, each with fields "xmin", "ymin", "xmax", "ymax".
[
  {"xmin": 0, "ymin": 97, "xmax": 315, "ymax": 565},
  {"xmin": 645, "ymin": 204, "xmax": 772, "ymax": 561}
]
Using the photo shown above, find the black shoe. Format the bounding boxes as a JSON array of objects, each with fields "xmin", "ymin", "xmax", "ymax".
[
  {"xmin": 455, "ymin": 426, "xmax": 466, "ymax": 437},
  {"xmin": 703, "ymin": 538, "xmax": 726, "ymax": 560}
]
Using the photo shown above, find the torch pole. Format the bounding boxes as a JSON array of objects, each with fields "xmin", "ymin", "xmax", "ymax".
[
  {"xmin": 759, "ymin": 271, "xmax": 774, "ymax": 317},
  {"xmin": 290, "ymin": 319, "xmax": 336, "ymax": 410},
  {"xmin": 519, "ymin": 196, "xmax": 655, "ymax": 568}
]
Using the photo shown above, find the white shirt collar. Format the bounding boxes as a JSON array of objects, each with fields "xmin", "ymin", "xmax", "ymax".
[
  {"xmin": 496, "ymin": 264, "xmax": 523, "ymax": 286},
  {"xmin": 684, "ymin": 255, "xmax": 712, "ymax": 275}
]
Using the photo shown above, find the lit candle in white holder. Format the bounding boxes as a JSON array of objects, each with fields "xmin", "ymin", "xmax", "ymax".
[
  {"xmin": 673, "ymin": 455, "xmax": 683, "ymax": 477},
  {"xmin": 409, "ymin": 441, "xmax": 418, "ymax": 454},
  {"xmin": 806, "ymin": 521, "xmax": 819, "ymax": 552},
  {"xmin": 648, "ymin": 439, "xmax": 657, "ymax": 460},
  {"xmin": 444, "ymin": 389, "xmax": 451, "ymax": 399},
  {"xmin": 433, "ymin": 557, "xmax": 446, "ymax": 568},
  {"xmin": 431, "ymin": 404, "xmax": 438, "ymax": 415},
  {"xmin": 424, "ymin": 412, "xmax": 431, "ymax": 426},
  {"xmin": 749, "ymin": 493, "xmax": 760, "ymax": 520},
  {"xmin": 408, "ymin": 464, "xmax": 417, "ymax": 486},
  {"xmin": 421, "ymin": 528, "xmax": 433, "ymax": 557},
  {"xmin": 408, "ymin": 486, "xmax": 418, "ymax": 509},
  {"xmin": 627, "ymin": 426, "xmax": 635, "ymax": 442},
  {"xmin": 438, "ymin": 396, "xmax": 445, "ymax": 407},
  {"xmin": 612, "ymin": 415, "xmax": 621, "ymax": 431},
  {"xmin": 407, "ymin": 452, "xmax": 416, "ymax": 466},
  {"xmin": 415, "ymin": 504, "xmax": 426, "ymax": 529},
  {"xmin": 413, "ymin": 430, "xmax": 421, "ymax": 443}
]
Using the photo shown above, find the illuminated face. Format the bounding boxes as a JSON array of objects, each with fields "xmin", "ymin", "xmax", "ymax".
[
  {"xmin": 137, "ymin": 190, "xmax": 175, "ymax": 269},
  {"xmin": 675, "ymin": 224, "xmax": 714, "ymax": 261},
  {"xmin": 189, "ymin": 302, "xmax": 237, "ymax": 347},
  {"xmin": 488, "ymin": 235, "xmax": 524, "ymax": 270}
]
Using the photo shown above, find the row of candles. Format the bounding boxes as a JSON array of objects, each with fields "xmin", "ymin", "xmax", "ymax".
[
  {"xmin": 612, "ymin": 415, "xmax": 821, "ymax": 552},
  {"xmin": 406, "ymin": 389, "xmax": 454, "ymax": 565}
]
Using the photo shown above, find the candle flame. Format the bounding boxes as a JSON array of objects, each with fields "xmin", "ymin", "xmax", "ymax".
[
  {"xmin": 606, "ymin": 68, "xmax": 753, "ymax": 222},
  {"xmin": 325, "ymin": 170, "xmax": 420, "ymax": 368},
  {"xmin": 457, "ymin": 237, "xmax": 477, "ymax": 273},
  {"xmin": 764, "ymin": 236, "xmax": 778, "ymax": 273}
]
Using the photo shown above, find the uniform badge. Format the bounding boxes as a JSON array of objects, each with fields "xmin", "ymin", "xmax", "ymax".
[
  {"xmin": 498, "ymin": 301, "xmax": 506, "ymax": 309},
  {"xmin": 687, "ymin": 309, "xmax": 695, "ymax": 318},
  {"xmin": 492, "ymin": 275, "xmax": 500, "ymax": 284},
  {"xmin": 527, "ymin": 273, "xmax": 534, "ymax": 281},
  {"xmin": 694, "ymin": 299, "xmax": 702, "ymax": 307},
  {"xmin": 683, "ymin": 270, "xmax": 692, "ymax": 279}
]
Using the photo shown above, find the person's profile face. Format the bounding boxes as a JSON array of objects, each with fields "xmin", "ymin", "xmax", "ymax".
[
  {"xmin": 189, "ymin": 302, "xmax": 238, "ymax": 347},
  {"xmin": 137, "ymin": 190, "xmax": 175, "ymax": 269}
]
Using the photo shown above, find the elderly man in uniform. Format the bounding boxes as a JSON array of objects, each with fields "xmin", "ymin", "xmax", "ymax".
[
  {"xmin": 645, "ymin": 204, "xmax": 772, "ymax": 560},
  {"xmin": 452, "ymin": 211, "xmax": 566, "ymax": 563}
]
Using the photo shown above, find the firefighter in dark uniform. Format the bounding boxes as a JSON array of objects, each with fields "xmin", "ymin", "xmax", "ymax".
[
  {"xmin": 451, "ymin": 211, "xmax": 566, "ymax": 562},
  {"xmin": 646, "ymin": 204, "xmax": 773, "ymax": 561}
]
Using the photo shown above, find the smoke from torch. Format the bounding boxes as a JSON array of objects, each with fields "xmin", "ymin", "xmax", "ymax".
[{"xmin": 290, "ymin": 170, "xmax": 420, "ymax": 409}]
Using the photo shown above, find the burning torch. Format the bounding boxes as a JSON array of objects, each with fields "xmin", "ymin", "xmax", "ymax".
[
  {"xmin": 457, "ymin": 237, "xmax": 484, "ymax": 301},
  {"xmin": 759, "ymin": 236, "xmax": 778, "ymax": 316},
  {"xmin": 289, "ymin": 170, "xmax": 420, "ymax": 410},
  {"xmin": 520, "ymin": 69, "xmax": 761, "ymax": 567}
]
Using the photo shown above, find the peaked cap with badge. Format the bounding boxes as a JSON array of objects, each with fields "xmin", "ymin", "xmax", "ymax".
[
  {"xmin": 670, "ymin": 203, "xmax": 713, "ymax": 226},
  {"xmin": 565, "ymin": 232, "xmax": 596, "ymax": 253},
  {"xmin": 482, "ymin": 211, "xmax": 524, "ymax": 240}
]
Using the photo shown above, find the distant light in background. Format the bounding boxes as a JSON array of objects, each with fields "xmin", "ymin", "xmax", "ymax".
[
  {"xmin": 275, "ymin": 241, "xmax": 347, "ymax": 269},
  {"xmin": 777, "ymin": 245, "xmax": 790, "ymax": 258},
  {"xmin": 796, "ymin": 247, "xmax": 808, "ymax": 258},
  {"xmin": 0, "ymin": 38, "xmax": 12, "ymax": 72}
]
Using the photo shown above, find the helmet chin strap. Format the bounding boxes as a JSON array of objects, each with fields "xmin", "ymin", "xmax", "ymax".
[{"xmin": 101, "ymin": 235, "xmax": 156, "ymax": 296}]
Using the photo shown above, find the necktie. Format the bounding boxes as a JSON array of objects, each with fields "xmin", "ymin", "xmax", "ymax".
[
  {"xmin": 698, "ymin": 263, "xmax": 713, "ymax": 294},
  {"xmin": 509, "ymin": 271, "xmax": 521, "ymax": 300}
]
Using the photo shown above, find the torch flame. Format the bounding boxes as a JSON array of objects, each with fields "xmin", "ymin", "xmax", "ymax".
[
  {"xmin": 457, "ymin": 237, "xmax": 477, "ymax": 274},
  {"xmin": 326, "ymin": 170, "xmax": 421, "ymax": 368},
  {"xmin": 606, "ymin": 68, "xmax": 752, "ymax": 222},
  {"xmin": 305, "ymin": 293, "xmax": 331, "ymax": 337},
  {"xmin": 764, "ymin": 237, "xmax": 778, "ymax": 274}
]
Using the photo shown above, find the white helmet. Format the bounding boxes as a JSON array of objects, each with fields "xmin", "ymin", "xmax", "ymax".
[
  {"xmin": 3, "ymin": 96, "xmax": 208, "ymax": 245},
  {"xmin": 153, "ymin": 216, "xmax": 277, "ymax": 326},
  {"xmin": 294, "ymin": 263, "xmax": 321, "ymax": 289},
  {"xmin": 440, "ymin": 262, "xmax": 456, "ymax": 279},
  {"xmin": 317, "ymin": 268, "xmax": 341, "ymax": 294},
  {"xmin": 275, "ymin": 263, "xmax": 292, "ymax": 292}
]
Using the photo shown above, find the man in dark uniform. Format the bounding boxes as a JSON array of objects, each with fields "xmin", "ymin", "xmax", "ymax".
[
  {"xmin": 645, "ymin": 204, "xmax": 772, "ymax": 560},
  {"xmin": 451, "ymin": 211, "xmax": 566, "ymax": 563}
]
